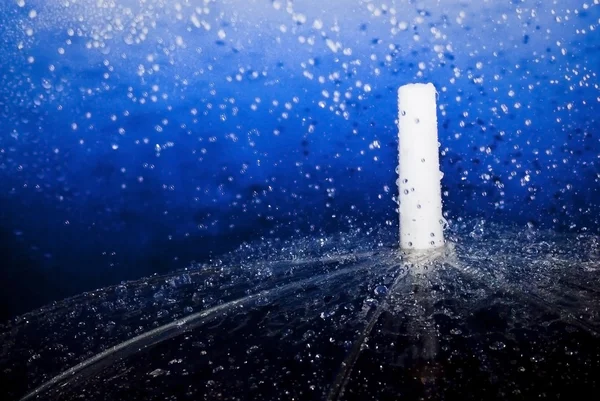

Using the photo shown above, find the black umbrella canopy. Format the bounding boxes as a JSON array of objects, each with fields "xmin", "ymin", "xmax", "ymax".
[{"xmin": 1, "ymin": 221, "xmax": 599, "ymax": 400}]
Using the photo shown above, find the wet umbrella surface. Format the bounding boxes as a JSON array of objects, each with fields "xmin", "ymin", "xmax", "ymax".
[{"xmin": 2, "ymin": 222, "xmax": 599, "ymax": 400}]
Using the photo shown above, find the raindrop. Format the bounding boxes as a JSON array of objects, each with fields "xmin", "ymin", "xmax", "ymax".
[
  {"xmin": 364, "ymin": 298, "xmax": 378, "ymax": 308},
  {"xmin": 246, "ymin": 345, "xmax": 259, "ymax": 355},
  {"xmin": 530, "ymin": 355, "xmax": 543, "ymax": 363},
  {"xmin": 374, "ymin": 285, "xmax": 388, "ymax": 296},
  {"xmin": 489, "ymin": 341, "xmax": 506, "ymax": 351}
]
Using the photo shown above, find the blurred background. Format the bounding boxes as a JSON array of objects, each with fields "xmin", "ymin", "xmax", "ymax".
[{"xmin": 0, "ymin": 0, "xmax": 598, "ymax": 320}]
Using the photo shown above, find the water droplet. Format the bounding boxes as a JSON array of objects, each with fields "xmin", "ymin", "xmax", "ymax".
[
  {"xmin": 530, "ymin": 355, "xmax": 543, "ymax": 363},
  {"xmin": 148, "ymin": 368, "xmax": 167, "ymax": 378},
  {"xmin": 374, "ymin": 285, "xmax": 388, "ymax": 296},
  {"xmin": 320, "ymin": 309, "xmax": 336, "ymax": 319},
  {"xmin": 489, "ymin": 341, "xmax": 506, "ymax": 351},
  {"xmin": 246, "ymin": 345, "xmax": 259, "ymax": 355},
  {"xmin": 364, "ymin": 298, "xmax": 379, "ymax": 308},
  {"xmin": 302, "ymin": 330, "xmax": 316, "ymax": 341}
]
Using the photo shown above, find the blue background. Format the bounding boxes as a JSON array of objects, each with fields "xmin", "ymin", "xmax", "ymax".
[{"xmin": 0, "ymin": 0, "xmax": 598, "ymax": 320}]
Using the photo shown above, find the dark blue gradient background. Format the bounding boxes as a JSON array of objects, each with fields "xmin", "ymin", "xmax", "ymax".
[{"xmin": 0, "ymin": 0, "xmax": 598, "ymax": 319}]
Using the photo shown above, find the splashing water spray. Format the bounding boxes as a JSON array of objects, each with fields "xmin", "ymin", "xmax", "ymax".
[{"xmin": 397, "ymin": 83, "xmax": 446, "ymax": 254}]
